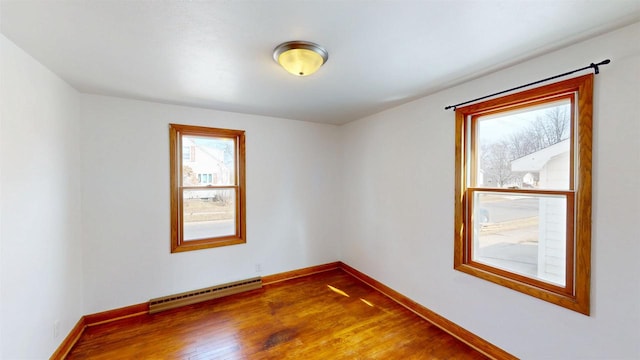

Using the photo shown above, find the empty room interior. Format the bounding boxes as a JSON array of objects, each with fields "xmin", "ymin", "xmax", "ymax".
[{"xmin": 1, "ymin": 1, "xmax": 639, "ymax": 359}]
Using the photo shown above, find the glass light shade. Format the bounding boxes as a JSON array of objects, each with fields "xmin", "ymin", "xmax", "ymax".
[
  {"xmin": 278, "ymin": 48, "xmax": 324, "ymax": 76},
  {"xmin": 273, "ymin": 41, "xmax": 328, "ymax": 77}
]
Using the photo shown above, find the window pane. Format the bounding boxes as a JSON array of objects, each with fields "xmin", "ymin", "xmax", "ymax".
[
  {"xmin": 474, "ymin": 99, "xmax": 571, "ymax": 190},
  {"xmin": 183, "ymin": 188, "xmax": 236, "ymax": 241},
  {"xmin": 472, "ymin": 191, "xmax": 567, "ymax": 286},
  {"xmin": 182, "ymin": 145, "xmax": 192, "ymax": 161},
  {"xmin": 182, "ymin": 135, "xmax": 235, "ymax": 186}
]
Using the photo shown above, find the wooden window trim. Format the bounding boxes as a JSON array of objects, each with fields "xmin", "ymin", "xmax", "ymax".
[
  {"xmin": 170, "ymin": 124, "xmax": 246, "ymax": 253},
  {"xmin": 453, "ymin": 74, "xmax": 592, "ymax": 315}
]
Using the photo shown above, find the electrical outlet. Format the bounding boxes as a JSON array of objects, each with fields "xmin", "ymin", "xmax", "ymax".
[
  {"xmin": 255, "ymin": 263, "xmax": 262, "ymax": 273},
  {"xmin": 53, "ymin": 320, "xmax": 61, "ymax": 340}
]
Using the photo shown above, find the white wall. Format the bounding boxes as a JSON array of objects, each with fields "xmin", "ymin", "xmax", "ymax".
[
  {"xmin": 80, "ymin": 95, "xmax": 342, "ymax": 313},
  {"xmin": 0, "ymin": 35, "xmax": 84, "ymax": 359},
  {"xmin": 341, "ymin": 22, "xmax": 640, "ymax": 359}
]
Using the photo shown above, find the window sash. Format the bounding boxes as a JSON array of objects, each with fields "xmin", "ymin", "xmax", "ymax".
[
  {"xmin": 468, "ymin": 94, "xmax": 576, "ymax": 191},
  {"xmin": 180, "ymin": 187, "xmax": 240, "ymax": 241},
  {"xmin": 465, "ymin": 188, "xmax": 575, "ymax": 295}
]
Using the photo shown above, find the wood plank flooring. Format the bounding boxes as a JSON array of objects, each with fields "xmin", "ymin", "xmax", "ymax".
[{"xmin": 67, "ymin": 269, "xmax": 488, "ymax": 359}]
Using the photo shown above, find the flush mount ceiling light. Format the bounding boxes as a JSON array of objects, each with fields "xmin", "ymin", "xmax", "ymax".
[{"xmin": 273, "ymin": 41, "xmax": 329, "ymax": 77}]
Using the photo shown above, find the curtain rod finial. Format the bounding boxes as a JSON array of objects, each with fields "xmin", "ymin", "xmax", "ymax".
[{"xmin": 591, "ymin": 59, "xmax": 611, "ymax": 74}]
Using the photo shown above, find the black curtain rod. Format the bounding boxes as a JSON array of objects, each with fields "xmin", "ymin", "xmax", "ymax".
[{"xmin": 444, "ymin": 59, "xmax": 610, "ymax": 111}]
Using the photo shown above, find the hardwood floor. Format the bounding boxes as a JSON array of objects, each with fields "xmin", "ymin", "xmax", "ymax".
[{"xmin": 67, "ymin": 269, "xmax": 488, "ymax": 359}]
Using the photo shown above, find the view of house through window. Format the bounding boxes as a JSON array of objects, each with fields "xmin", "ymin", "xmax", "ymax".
[
  {"xmin": 182, "ymin": 135, "xmax": 237, "ymax": 240},
  {"xmin": 454, "ymin": 74, "xmax": 592, "ymax": 314},
  {"xmin": 170, "ymin": 124, "xmax": 246, "ymax": 252},
  {"xmin": 472, "ymin": 99, "xmax": 571, "ymax": 286}
]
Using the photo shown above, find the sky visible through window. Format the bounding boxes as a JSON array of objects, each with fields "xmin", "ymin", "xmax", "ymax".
[
  {"xmin": 188, "ymin": 136, "xmax": 235, "ymax": 167},
  {"xmin": 478, "ymin": 100, "xmax": 570, "ymax": 145}
]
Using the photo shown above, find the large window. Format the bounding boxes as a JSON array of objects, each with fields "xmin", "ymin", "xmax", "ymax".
[
  {"xmin": 170, "ymin": 124, "xmax": 246, "ymax": 252},
  {"xmin": 454, "ymin": 74, "xmax": 592, "ymax": 314}
]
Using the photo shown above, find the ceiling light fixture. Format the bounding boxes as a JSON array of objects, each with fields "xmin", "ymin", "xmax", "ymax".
[{"xmin": 273, "ymin": 41, "xmax": 328, "ymax": 77}]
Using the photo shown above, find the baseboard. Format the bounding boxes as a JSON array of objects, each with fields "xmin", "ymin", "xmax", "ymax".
[
  {"xmin": 84, "ymin": 302, "xmax": 149, "ymax": 326},
  {"xmin": 52, "ymin": 261, "xmax": 515, "ymax": 360},
  {"xmin": 49, "ymin": 317, "xmax": 86, "ymax": 360},
  {"xmin": 49, "ymin": 302, "xmax": 149, "ymax": 359},
  {"xmin": 338, "ymin": 262, "xmax": 517, "ymax": 360},
  {"xmin": 262, "ymin": 261, "xmax": 341, "ymax": 285}
]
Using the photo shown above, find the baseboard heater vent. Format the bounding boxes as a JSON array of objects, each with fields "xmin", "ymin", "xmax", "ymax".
[{"xmin": 149, "ymin": 277, "xmax": 262, "ymax": 314}]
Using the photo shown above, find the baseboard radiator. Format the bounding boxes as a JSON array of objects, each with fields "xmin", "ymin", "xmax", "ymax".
[{"xmin": 149, "ymin": 277, "xmax": 262, "ymax": 314}]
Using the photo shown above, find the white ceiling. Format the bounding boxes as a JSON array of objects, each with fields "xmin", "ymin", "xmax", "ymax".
[{"xmin": 1, "ymin": 1, "xmax": 639, "ymax": 125}]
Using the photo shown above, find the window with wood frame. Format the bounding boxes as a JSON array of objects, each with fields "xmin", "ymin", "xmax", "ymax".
[
  {"xmin": 454, "ymin": 74, "xmax": 592, "ymax": 314},
  {"xmin": 170, "ymin": 124, "xmax": 246, "ymax": 252}
]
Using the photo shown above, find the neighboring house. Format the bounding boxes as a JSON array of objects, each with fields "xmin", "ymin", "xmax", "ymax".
[
  {"xmin": 182, "ymin": 137, "xmax": 232, "ymax": 199},
  {"xmin": 511, "ymin": 139, "xmax": 570, "ymax": 189},
  {"xmin": 511, "ymin": 139, "xmax": 570, "ymax": 285}
]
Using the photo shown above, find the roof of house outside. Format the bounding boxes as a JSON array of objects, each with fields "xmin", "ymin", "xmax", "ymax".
[{"xmin": 511, "ymin": 139, "xmax": 570, "ymax": 172}]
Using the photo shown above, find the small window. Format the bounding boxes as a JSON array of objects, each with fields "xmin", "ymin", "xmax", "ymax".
[
  {"xmin": 170, "ymin": 124, "xmax": 246, "ymax": 252},
  {"xmin": 182, "ymin": 145, "xmax": 194, "ymax": 162},
  {"xmin": 454, "ymin": 74, "xmax": 592, "ymax": 314}
]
